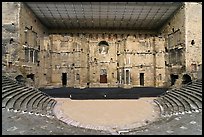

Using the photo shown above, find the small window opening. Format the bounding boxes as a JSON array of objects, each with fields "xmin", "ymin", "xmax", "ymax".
[{"xmin": 191, "ymin": 40, "xmax": 195, "ymax": 45}]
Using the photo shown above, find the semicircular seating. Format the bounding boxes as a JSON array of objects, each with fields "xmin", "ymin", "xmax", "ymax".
[
  {"xmin": 2, "ymin": 74, "xmax": 57, "ymax": 118},
  {"xmin": 154, "ymin": 80, "xmax": 202, "ymax": 117}
]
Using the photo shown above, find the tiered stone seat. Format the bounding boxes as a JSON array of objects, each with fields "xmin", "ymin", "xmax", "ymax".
[
  {"xmin": 5, "ymin": 88, "xmax": 35, "ymax": 110},
  {"xmin": 164, "ymin": 94, "xmax": 182, "ymax": 113},
  {"xmin": 184, "ymin": 87, "xmax": 202, "ymax": 95},
  {"xmin": 14, "ymin": 90, "xmax": 41, "ymax": 111},
  {"xmin": 2, "ymin": 75, "xmax": 57, "ymax": 118},
  {"xmin": 47, "ymin": 100, "xmax": 57, "ymax": 116},
  {"xmin": 2, "ymin": 88, "xmax": 33, "ymax": 108},
  {"xmin": 166, "ymin": 92, "xmax": 191, "ymax": 113},
  {"xmin": 154, "ymin": 80, "xmax": 202, "ymax": 117},
  {"xmin": 172, "ymin": 90, "xmax": 202, "ymax": 109},
  {"xmin": 32, "ymin": 95, "xmax": 50, "ymax": 114},
  {"xmin": 161, "ymin": 96, "xmax": 176, "ymax": 115},
  {"xmin": 2, "ymin": 84, "xmax": 23, "ymax": 92},
  {"xmin": 155, "ymin": 97, "xmax": 172, "ymax": 116},
  {"xmin": 21, "ymin": 93, "xmax": 44, "ymax": 113}
]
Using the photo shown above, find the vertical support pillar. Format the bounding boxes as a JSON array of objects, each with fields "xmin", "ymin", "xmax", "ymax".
[
  {"xmin": 129, "ymin": 70, "xmax": 131, "ymax": 85},
  {"xmin": 124, "ymin": 69, "xmax": 126, "ymax": 84},
  {"xmin": 28, "ymin": 48, "xmax": 30, "ymax": 62},
  {"xmin": 153, "ymin": 37, "xmax": 156, "ymax": 87},
  {"xmin": 33, "ymin": 50, "xmax": 35, "ymax": 63}
]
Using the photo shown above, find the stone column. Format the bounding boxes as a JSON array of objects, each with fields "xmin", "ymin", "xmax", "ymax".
[
  {"xmin": 33, "ymin": 50, "xmax": 35, "ymax": 63},
  {"xmin": 28, "ymin": 48, "xmax": 30, "ymax": 62}
]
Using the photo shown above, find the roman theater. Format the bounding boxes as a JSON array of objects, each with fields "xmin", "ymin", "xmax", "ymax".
[{"xmin": 2, "ymin": 2, "xmax": 202, "ymax": 135}]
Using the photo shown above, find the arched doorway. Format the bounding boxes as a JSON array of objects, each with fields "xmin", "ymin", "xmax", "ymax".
[
  {"xmin": 182, "ymin": 74, "xmax": 192, "ymax": 84},
  {"xmin": 15, "ymin": 75, "xmax": 25, "ymax": 84}
]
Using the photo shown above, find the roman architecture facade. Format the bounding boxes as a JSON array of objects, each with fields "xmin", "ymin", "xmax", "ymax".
[{"xmin": 2, "ymin": 2, "xmax": 202, "ymax": 88}]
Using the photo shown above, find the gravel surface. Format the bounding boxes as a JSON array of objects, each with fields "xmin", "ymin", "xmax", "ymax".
[
  {"xmin": 2, "ymin": 109, "xmax": 110, "ymax": 135},
  {"xmin": 2, "ymin": 103, "xmax": 202, "ymax": 135}
]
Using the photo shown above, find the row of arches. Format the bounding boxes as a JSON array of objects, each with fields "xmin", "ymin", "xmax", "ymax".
[{"xmin": 170, "ymin": 74, "xmax": 192, "ymax": 86}]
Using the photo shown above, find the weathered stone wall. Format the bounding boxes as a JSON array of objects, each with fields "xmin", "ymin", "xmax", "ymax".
[
  {"xmin": 2, "ymin": 2, "xmax": 48, "ymax": 87},
  {"xmin": 47, "ymin": 33, "xmax": 166, "ymax": 88},
  {"xmin": 160, "ymin": 3, "xmax": 186, "ymax": 86},
  {"xmin": 184, "ymin": 2, "xmax": 202, "ymax": 80},
  {"xmin": 2, "ymin": 2, "xmax": 201, "ymax": 88},
  {"xmin": 160, "ymin": 2, "xmax": 202, "ymax": 85},
  {"xmin": 2, "ymin": 2, "xmax": 20, "ymax": 71},
  {"xmin": 18, "ymin": 3, "xmax": 48, "ymax": 87}
]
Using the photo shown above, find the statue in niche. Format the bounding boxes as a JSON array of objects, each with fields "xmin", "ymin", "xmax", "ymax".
[{"xmin": 98, "ymin": 41, "xmax": 109, "ymax": 54}]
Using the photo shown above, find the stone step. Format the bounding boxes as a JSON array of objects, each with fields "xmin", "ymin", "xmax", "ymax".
[
  {"xmin": 2, "ymin": 83, "xmax": 23, "ymax": 90},
  {"xmin": 2, "ymin": 79, "xmax": 17, "ymax": 85},
  {"xmin": 184, "ymin": 86, "xmax": 202, "ymax": 94},
  {"xmin": 2, "ymin": 81, "xmax": 17, "ymax": 87},
  {"xmin": 192, "ymin": 81, "xmax": 202, "ymax": 85},
  {"xmin": 189, "ymin": 83, "xmax": 202, "ymax": 88},
  {"xmin": 2, "ymin": 87, "xmax": 31, "ymax": 99},
  {"xmin": 175, "ymin": 89, "xmax": 202, "ymax": 102},
  {"xmin": 32, "ymin": 95, "xmax": 47, "ymax": 112},
  {"xmin": 13, "ymin": 91, "xmax": 40, "ymax": 111},
  {"xmin": 40, "ymin": 98, "xmax": 53, "ymax": 115},
  {"xmin": 163, "ymin": 94, "xmax": 180, "ymax": 113},
  {"xmin": 158, "ymin": 97, "xmax": 173, "ymax": 116},
  {"xmin": 153, "ymin": 99, "xmax": 164, "ymax": 115},
  {"xmin": 165, "ymin": 93, "xmax": 191, "ymax": 113},
  {"xmin": 3, "ymin": 88, "xmax": 34, "ymax": 110},
  {"xmin": 47, "ymin": 100, "xmax": 57, "ymax": 116},
  {"xmin": 161, "ymin": 96, "xmax": 177, "ymax": 114},
  {"xmin": 2, "ymin": 87, "xmax": 31, "ymax": 103},
  {"xmin": 21, "ymin": 93, "xmax": 44, "ymax": 113},
  {"xmin": 170, "ymin": 90, "xmax": 201, "ymax": 110},
  {"xmin": 2, "ymin": 85, "xmax": 24, "ymax": 94},
  {"xmin": 34, "ymin": 96, "xmax": 50, "ymax": 114},
  {"xmin": 44, "ymin": 99, "xmax": 56, "ymax": 116}
]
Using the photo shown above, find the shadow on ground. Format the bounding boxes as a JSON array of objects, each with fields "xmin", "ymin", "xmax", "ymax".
[{"xmin": 39, "ymin": 87, "xmax": 168, "ymax": 99}]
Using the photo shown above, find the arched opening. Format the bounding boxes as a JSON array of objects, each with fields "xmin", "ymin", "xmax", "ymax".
[
  {"xmin": 15, "ymin": 75, "xmax": 25, "ymax": 84},
  {"xmin": 27, "ymin": 73, "xmax": 35, "ymax": 81},
  {"xmin": 182, "ymin": 74, "xmax": 192, "ymax": 84},
  {"xmin": 98, "ymin": 41, "xmax": 109, "ymax": 54}
]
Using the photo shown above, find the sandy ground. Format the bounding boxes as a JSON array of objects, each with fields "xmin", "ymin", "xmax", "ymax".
[{"xmin": 53, "ymin": 98, "xmax": 160, "ymax": 130}]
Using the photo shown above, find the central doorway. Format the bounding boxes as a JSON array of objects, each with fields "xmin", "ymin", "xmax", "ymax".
[
  {"xmin": 100, "ymin": 75, "xmax": 107, "ymax": 83},
  {"xmin": 62, "ymin": 73, "xmax": 67, "ymax": 86},
  {"xmin": 140, "ymin": 73, "xmax": 144, "ymax": 86},
  {"xmin": 100, "ymin": 69, "xmax": 107, "ymax": 83}
]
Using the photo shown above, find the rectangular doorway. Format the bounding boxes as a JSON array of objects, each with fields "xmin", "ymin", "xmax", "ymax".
[
  {"xmin": 140, "ymin": 73, "xmax": 144, "ymax": 86},
  {"xmin": 100, "ymin": 69, "xmax": 107, "ymax": 83},
  {"xmin": 170, "ymin": 74, "xmax": 178, "ymax": 86},
  {"xmin": 62, "ymin": 73, "xmax": 67, "ymax": 86},
  {"xmin": 100, "ymin": 75, "xmax": 107, "ymax": 83},
  {"xmin": 27, "ymin": 73, "xmax": 35, "ymax": 81},
  {"xmin": 125, "ymin": 70, "xmax": 130, "ymax": 84}
]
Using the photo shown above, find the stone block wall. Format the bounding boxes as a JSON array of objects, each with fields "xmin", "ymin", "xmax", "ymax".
[
  {"xmin": 2, "ymin": 2, "xmax": 202, "ymax": 88},
  {"xmin": 46, "ymin": 33, "xmax": 167, "ymax": 88},
  {"xmin": 184, "ymin": 2, "xmax": 202, "ymax": 79},
  {"xmin": 160, "ymin": 2, "xmax": 202, "ymax": 85}
]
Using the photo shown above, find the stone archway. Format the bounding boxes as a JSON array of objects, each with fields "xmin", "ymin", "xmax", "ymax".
[
  {"xmin": 182, "ymin": 74, "xmax": 192, "ymax": 84},
  {"xmin": 15, "ymin": 75, "xmax": 25, "ymax": 84}
]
